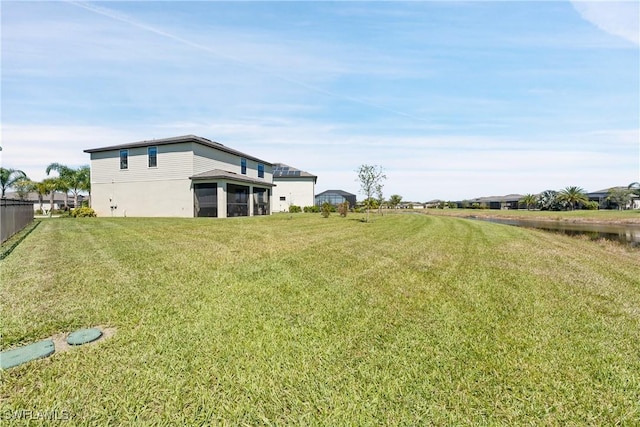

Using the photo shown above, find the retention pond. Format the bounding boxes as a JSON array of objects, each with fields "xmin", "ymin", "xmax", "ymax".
[{"xmin": 469, "ymin": 217, "xmax": 640, "ymax": 247}]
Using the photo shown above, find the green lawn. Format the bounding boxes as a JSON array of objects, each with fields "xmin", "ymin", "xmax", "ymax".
[{"xmin": 1, "ymin": 214, "xmax": 639, "ymax": 424}]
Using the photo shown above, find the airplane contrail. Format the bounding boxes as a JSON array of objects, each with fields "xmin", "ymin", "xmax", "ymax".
[{"xmin": 67, "ymin": 1, "xmax": 429, "ymax": 122}]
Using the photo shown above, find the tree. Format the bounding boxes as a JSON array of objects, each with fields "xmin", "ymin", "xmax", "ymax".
[
  {"xmin": 356, "ymin": 164, "xmax": 386, "ymax": 222},
  {"xmin": 537, "ymin": 190, "xmax": 557, "ymax": 210},
  {"xmin": 33, "ymin": 180, "xmax": 54, "ymax": 213},
  {"xmin": 42, "ymin": 178, "xmax": 63, "ymax": 216},
  {"xmin": 519, "ymin": 194, "xmax": 538, "ymax": 210},
  {"xmin": 629, "ymin": 182, "xmax": 640, "ymax": 197},
  {"xmin": 607, "ymin": 187, "xmax": 632, "ymax": 210},
  {"xmin": 13, "ymin": 179, "xmax": 34, "ymax": 200},
  {"xmin": 0, "ymin": 167, "xmax": 28, "ymax": 198},
  {"xmin": 389, "ymin": 194, "xmax": 402, "ymax": 210},
  {"xmin": 557, "ymin": 186, "xmax": 588, "ymax": 211},
  {"xmin": 46, "ymin": 163, "xmax": 91, "ymax": 209}
]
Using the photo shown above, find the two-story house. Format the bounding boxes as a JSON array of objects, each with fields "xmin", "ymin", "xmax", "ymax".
[{"xmin": 84, "ymin": 135, "xmax": 274, "ymax": 218}]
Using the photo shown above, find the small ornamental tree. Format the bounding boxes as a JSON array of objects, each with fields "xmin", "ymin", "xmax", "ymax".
[{"xmin": 356, "ymin": 164, "xmax": 386, "ymax": 223}]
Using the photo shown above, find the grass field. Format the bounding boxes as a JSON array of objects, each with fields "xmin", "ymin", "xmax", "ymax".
[{"xmin": 1, "ymin": 213, "xmax": 639, "ymax": 424}]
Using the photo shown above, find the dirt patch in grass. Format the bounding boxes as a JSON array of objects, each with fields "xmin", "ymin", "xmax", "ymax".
[{"xmin": 50, "ymin": 326, "xmax": 117, "ymax": 354}]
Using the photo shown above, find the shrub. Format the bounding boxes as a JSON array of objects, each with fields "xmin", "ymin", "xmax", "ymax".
[
  {"xmin": 289, "ymin": 205, "xmax": 302, "ymax": 213},
  {"xmin": 35, "ymin": 209, "xmax": 43, "ymax": 215},
  {"xmin": 321, "ymin": 202, "xmax": 332, "ymax": 218},
  {"xmin": 338, "ymin": 201, "xmax": 350, "ymax": 217},
  {"xmin": 71, "ymin": 207, "xmax": 97, "ymax": 217},
  {"xmin": 584, "ymin": 201, "xmax": 599, "ymax": 210},
  {"xmin": 303, "ymin": 206, "xmax": 320, "ymax": 213}
]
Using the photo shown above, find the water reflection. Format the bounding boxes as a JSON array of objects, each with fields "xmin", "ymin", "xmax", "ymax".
[{"xmin": 470, "ymin": 217, "xmax": 640, "ymax": 247}]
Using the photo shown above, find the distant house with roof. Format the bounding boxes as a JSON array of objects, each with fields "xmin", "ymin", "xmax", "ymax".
[
  {"xmin": 315, "ymin": 190, "xmax": 357, "ymax": 208},
  {"xmin": 460, "ymin": 194, "xmax": 524, "ymax": 210},
  {"xmin": 84, "ymin": 135, "xmax": 274, "ymax": 218},
  {"xmin": 271, "ymin": 163, "xmax": 317, "ymax": 212},
  {"xmin": 588, "ymin": 187, "xmax": 640, "ymax": 210}
]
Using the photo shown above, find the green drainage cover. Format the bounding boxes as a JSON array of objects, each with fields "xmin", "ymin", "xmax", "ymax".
[
  {"xmin": 67, "ymin": 328, "xmax": 103, "ymax": 346},
  {"xmin": 1, "ymin": 340, "xmax": 55, "ymax": 370}
]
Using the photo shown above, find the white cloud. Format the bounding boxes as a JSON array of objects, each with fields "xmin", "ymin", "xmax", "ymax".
[{"xmin": 571, "ymin": 1, "xmax": 640, "ymax": 45}]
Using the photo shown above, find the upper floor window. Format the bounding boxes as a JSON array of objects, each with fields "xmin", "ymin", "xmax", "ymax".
[
  {"xmin": 120, "ymin": 150, "xmax": 128, "ymax": 170},
  {"xmin": 241, "ymin": 158, "xmax": 247, "ymax": 175},
  {"xmin": 258, "ymin": 163, "xmax": 264, "ymax": 178},
  {"xmin": 148, "ymin": 146, "xmax": 158, "ymax": 168}
]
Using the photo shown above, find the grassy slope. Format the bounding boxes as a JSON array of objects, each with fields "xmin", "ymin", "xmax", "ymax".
[
  {"xmin": 1, "ymin": 214, "xmax": 639, "ymax": 424},
  {"xmin": 422, "ymin": 208, "xmax": 640, "ymax": 224}
]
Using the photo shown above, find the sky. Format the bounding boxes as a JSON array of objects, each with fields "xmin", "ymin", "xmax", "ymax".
[{"xmin": 1, "ymin": 0, "xmax": 639, "ymax": 202}]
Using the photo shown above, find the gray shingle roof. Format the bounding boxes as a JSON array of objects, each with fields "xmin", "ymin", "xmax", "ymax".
[
  {"xmin": 189, "ymin": 169, "xmax": 275, "ymax": 187},
  {"xmin": 84, "ymin": 135, "xmax": 272, "ymax": 166}
]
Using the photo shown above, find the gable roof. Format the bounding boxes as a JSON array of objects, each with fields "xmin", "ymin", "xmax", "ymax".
[
  {"xmin": 84, "ymin": 135, "xmax": 272, "ymax": 165},
  {"xmin": 272, "ymin": 163, "xmax": 317, "ymax": 183},
  {"xmin": 189, "ymin": 169, "xmax": 275, "ymax": 187}
]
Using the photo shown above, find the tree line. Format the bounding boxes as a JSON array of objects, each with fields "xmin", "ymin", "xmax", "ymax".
[
  {"xmin": 0, "ymin": 164, "xmax": 90, "ymax": 213},
  {"xmin": 518, "ymin": 183, "xmax": 640, "ymax": 211}
]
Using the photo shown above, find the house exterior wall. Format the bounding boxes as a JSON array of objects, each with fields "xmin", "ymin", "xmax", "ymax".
[
  {"xmin": 193, "ymin": 144, "xmax": 273, "ymax": 183},
  {"xmin": 272, "ymin": 178, "xmax": 315, "ymax": 211},
  {"xmin": 88, "ymin": 138, "xmax": 274, "ymax": 218},
  {"xmin": 90, "ymin": 143, "xmax": 196, "ymax": 217}
]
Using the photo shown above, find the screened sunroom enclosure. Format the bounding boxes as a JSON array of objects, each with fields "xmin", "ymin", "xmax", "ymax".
[{"xmin": 191, "ymin": 171, "xmax": 273, "ymax": 218}]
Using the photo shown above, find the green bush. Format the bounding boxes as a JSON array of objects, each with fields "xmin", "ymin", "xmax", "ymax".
[
  {"xmin": 303, "ymin": 206, "xmax": 320, "ymax": 213},
  {"xmin": 71, "ymin": 207, "xmax": 97, "ymax": 217},
  {"xmin": 321, "ymin": 202, "xmax": 332, "ymax": 218},
  {"xmin": 583, "ymin": 201, "xmax": 599, "ymax": 210},
  {"xmin": 289, "ymin": 205, "xmax": 302, "ymax": 213}
]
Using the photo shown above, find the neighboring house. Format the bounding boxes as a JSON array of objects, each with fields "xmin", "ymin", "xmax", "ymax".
[
  {"xmin": 461, "ymin": 194, "xmax": 524, "ymax": 210},
  {"xmin": 588, "ymin": 187, "xmax": 640, "ymax": 210},
  {"xmin": 84, "ymin": 135, "xmax": 274, "ymax": 218},
  {"xmin": 315, "ymin": 190, "xmax": 357, "ymax": 208},
  {"xmin": 4, "ymin": 191, "xmax": 81, "ymax": 213},
  {"xmin": 271, "ymin": 163, "xmax": 317, "ymax": 212}
]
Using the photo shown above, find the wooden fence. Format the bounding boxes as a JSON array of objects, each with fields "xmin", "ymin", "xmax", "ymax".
[{"xmin": 1, "ymin": 198, "xmax": 34, "ymax": 243}]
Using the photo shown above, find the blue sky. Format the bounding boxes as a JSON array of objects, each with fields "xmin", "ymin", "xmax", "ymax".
[{"xmin": 2, "ymin": 1, "xmax": 638, "ymax": 201}]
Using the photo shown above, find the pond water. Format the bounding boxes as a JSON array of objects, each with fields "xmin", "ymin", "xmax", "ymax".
[{"xmin": 469, "ymin": 217, "xmax": 640, "ymax": 247}]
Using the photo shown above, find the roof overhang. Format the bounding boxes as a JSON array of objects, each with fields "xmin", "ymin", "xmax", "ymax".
[{"xmin": 190, "ymin": 169, "xmax": 275, "ymax": 187}]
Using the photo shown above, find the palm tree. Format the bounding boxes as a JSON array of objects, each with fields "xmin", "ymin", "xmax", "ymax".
[
  {"xmin": 33, "ymin": 180, "xmax": 54, "ymax": 213},
  {"xmin": 42, "ymin": 178, "xmax": 63, "ymax": 216},
  {"xmin": 558, "ymin": 186, "xmax": 588, "ymax": 211},
  {"xmin": 46, "ymin": 163, "xmax": 90, "ymax": 209},
  {"xmin": 519, "ymin": 194, "xmax": 538, "ymax": 210},
  {"xmin": 0, "ymin": 167, "xmax": 28, "ymax": 198}
]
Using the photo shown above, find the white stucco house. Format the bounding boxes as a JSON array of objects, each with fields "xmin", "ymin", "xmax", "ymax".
[
  {"xmin": 84, "ymin": 135, "xmax": 274, "ymax": 218},
  {"xmin": 271, "ymin": 163, "xmax": 317, "ymax": 212}
]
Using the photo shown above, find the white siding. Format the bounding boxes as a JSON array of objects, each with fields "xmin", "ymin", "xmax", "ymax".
[
  {"xmin": 89, "ymin": 139, "xmax": 274, "ymax": 217},
  {"xmin": 193, "ymin": 144, "xmax": 273, "ymax": 184},
  {"xmin": 272, "ymin": 178, "xmax": 315, "ymax": 211},
  {"xmin": 90, "ymin": 143, "xmax": 194, "ymax": 184},
  {"xmin": 91, "ymin": 179, "xmax": 193, "ymax": 217}
]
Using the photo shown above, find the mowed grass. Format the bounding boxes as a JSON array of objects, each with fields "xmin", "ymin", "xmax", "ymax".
[{"xmin": 1, "ymin": 213, "xmax": 639, "ymax": 424}]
